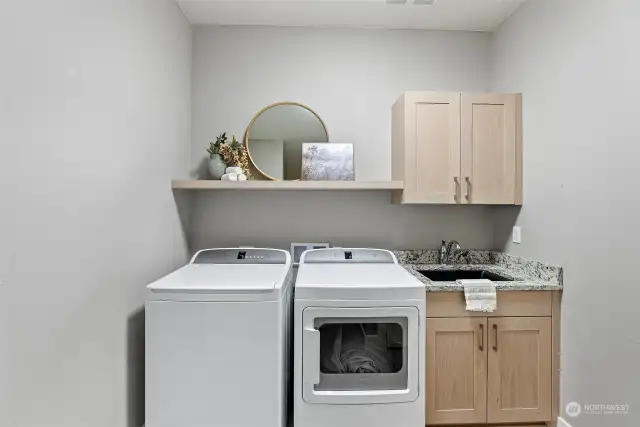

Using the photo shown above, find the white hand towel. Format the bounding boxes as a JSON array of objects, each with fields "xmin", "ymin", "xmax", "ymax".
[
  {"xmin": 226, "ymin": 166, "xmax": 243, "ymax": 175},
  {"xmin": 237, "ymin": 173, "xmax": 247, "ymax": 181},
  {"xmin": 459, "ymin": 279, "xmax": 497, "ymax": 312},
  {"xmin": 221, "ymin": 173, "xmax": 238, "ymax": 181}
]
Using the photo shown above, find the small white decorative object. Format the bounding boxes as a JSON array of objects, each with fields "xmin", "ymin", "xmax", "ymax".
[
  {"xmin": 221, "ymin": 173, "xmax": 238, "ymax": 181},
  {"xmin": 301, "ymin": 143, "xmax": 355, "ymax": 181},
  {"xmin": 226, "ymin": 166, "xmax": 243, "ymax": 175},
  {"xmin": 238, "ymin": 174, "xmax": 247, "ymax": 182}
]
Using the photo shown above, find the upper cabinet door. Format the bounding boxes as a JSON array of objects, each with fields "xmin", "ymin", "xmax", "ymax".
[
  {"xmin": 487, "ymin": 317, "xmax": 552, "ymax": 424},
  {"xmin": 404, "ymin": 92, "xmax": 461, "ymax": 204},
  {"xmin": 461, "ymin": 93, "xmax": 522, "ymax": 205}
]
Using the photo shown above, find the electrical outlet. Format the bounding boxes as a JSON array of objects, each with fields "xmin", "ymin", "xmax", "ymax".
[{"xmin": 512, "ymin": 226, "xmax": 522, "ymax": 244}]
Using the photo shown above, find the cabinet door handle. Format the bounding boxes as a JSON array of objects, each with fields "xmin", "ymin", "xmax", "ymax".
[
  {"xmin": 492, "ymin": 324, "xmax": 498, "ymax": 351},
  {"xmin": 465, "ymin": 176, "xmax": 471, "ymax": 201},
  {"xmin": 479, "ymin": 323, "xmax": 484, "ymax": 351},
  {"xmin": 453, "ymin": 177, "xmax": 460, "ymax": 202}
]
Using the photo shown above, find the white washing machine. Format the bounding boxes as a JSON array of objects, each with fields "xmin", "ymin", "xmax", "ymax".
[
  {"xmin": 145, "ymin": 248, "xmax": 293, "ymax": 427},
  {"xmin": 294, "ymin": 248, "xmax": 426, "ymax": 427}
]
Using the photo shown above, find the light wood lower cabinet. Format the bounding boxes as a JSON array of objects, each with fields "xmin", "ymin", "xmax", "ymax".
[
  {"xmin": 487, "ymin": 317, "xmax": 552, "ymax": 423},
  {"xmin": 427, "ymin": 315, "xmax": 552, "ymax": 425},
  {"xmin": 426, "ymin": 318, "xmax": 487, "ymax": 425}
]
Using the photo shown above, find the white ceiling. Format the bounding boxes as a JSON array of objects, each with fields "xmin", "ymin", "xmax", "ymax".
[{"xmin": 178, "ymin": 0, "xmax": 527, "ymax": 32}]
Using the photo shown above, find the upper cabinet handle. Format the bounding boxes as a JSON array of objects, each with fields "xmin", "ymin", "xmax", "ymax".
[
  {"xmin": 465, "ymin": 176, "xmax": 471, "ymax": 201},
  {"xmin": 453, "ymin": 177, "xmax": 460, "ymax": 202}
]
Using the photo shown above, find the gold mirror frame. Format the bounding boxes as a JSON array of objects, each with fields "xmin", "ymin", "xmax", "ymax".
[{"xmin": 244, "ymin": 102, "xmax": 329, "ymax": 181}]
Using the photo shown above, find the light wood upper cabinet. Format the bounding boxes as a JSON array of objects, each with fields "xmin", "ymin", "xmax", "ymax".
[
  {"xmin": 426, "ymin": 318, "xmax": 487, "ymax": 425},
  {"xmin": 392, "ymin": 92, "xmax": 460, "ymax": 204},
  {"xmin": 461, "ymin": 94, "xmax": 522, "ymax": 205},
  {"xmin": 487, "ymin": 317, "xmax": 552, "ymax": 423},
  {"xmin": 392, "ymin": 92, "xmax": 522, "ymax": 205}
]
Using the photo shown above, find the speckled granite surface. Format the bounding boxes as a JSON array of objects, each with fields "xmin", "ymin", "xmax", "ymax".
[{"xmin": 393, "ymin": 250, "xmax": 562, "ymax": 292}]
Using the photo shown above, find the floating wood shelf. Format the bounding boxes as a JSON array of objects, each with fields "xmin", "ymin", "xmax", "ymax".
[{"xmin": 172, "ymin": 180, "xmax": 404, "ymax": 191}]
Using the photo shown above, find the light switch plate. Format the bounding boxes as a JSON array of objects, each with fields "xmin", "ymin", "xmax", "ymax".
[{"xmin": 512, "ymin": 226, "xmax": 522, "ymax": 244}]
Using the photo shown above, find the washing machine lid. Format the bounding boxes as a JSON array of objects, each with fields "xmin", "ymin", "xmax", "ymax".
[
  {"xmin": 148, "ymin": 264, "xmax": 282, "ymax": 292},
  {"xmin": 146, "ymin": 248, "xmax": 292, "ymax": 301}
]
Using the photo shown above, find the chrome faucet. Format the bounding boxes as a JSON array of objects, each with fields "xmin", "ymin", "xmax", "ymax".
[{"xmin": 439, "ymin": 240, "xmax": 462, "ymax": 265}]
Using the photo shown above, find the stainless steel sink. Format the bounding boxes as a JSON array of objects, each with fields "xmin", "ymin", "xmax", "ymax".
[{"xmin": 417, "ymin": 269, "xmax": 514, "ymax": 282}]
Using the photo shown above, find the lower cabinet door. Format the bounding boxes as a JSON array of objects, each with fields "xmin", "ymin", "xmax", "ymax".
[
  {"xmin": 426, "ymin": 318, "xmax": 488, "ymax": 425},
  {"xmin": 487, "ymin": 317, "xmax": 552, "ymax": 423}
]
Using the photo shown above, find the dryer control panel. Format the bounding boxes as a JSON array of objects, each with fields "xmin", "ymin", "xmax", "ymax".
[
  {"xmin": 191, "ymin": 248, "xmax": 289, "ymax": 265},
  {"xmin": 300, "ymin": 248, "xmax": 396, "ymax": 264}
]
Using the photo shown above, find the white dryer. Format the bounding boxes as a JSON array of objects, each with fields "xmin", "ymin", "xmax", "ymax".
[
  {"xmin": 294, "ymin": 248, "xmax": 426, "ymax": 427},
  {"xmin": 145, "ymin": 248, "xmax": 293, "ymax": 427}
]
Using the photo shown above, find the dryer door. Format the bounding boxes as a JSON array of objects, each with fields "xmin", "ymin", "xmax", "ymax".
[{"xmin": 302, "ymin": 306, "xmax": 420, "ymax": 404}]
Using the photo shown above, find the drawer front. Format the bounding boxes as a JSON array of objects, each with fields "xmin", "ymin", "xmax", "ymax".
[{"xmin": 426, "ymin": 291, "xmax": 552, "ymax": 318}]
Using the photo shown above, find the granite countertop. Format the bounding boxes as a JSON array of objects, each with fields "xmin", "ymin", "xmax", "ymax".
[{"xmin": 393, "ymin": 250, "xmax": 563, "ymax": 292}]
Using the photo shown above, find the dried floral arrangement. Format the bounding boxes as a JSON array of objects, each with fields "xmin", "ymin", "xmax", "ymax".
[{"xmin": 207, "ymin": 133, "xmax": 251, "ymax": 178}]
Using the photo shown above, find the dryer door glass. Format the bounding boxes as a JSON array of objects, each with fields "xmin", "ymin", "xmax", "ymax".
[
  {"xmin": 302, "ymin": 306, "xmax": 420, "ymax": 405},
  {"xmin": 316, "ymin": 318, "xmax": 407, "ymax": 390}
]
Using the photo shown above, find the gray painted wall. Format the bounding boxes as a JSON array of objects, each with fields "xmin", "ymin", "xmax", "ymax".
[
  {"xmin": 190, "ymin": 192, "xmax": 494, "ymax": 251},
  {"xmin": 491, "ymin": 0, "xmax": 640, "ymax": 425},
  {"xmin": 190, "ymin": 26, "xmax": 495, "ymax": 251},
  {"xmin": 0, "ymin": 1, "xmax": 192, "ymax": 426}
]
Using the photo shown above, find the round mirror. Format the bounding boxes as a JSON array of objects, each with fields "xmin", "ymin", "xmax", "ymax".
[{"xmin": 245, "ymin": 102, "xmax": 328, "ymax": 180}]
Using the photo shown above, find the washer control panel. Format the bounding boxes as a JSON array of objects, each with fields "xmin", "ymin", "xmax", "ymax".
[{"xmin": 191, "ymin": 248, "xmax": 288, "ymax": 265}]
